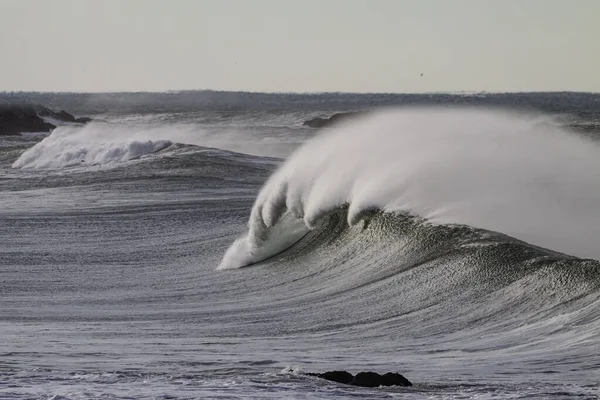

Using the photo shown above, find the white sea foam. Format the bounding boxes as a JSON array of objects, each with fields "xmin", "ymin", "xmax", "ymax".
[
  {"xmin": 12, "ymin": 123, "xmax": 173, "ymax": 169},
  {"xmin": 219, "ymin": 107, "xmax": 600, "ymax": 268},
  {"xmin": 12, "ymin": 119, "xmax": 303, "ymax": 170}
]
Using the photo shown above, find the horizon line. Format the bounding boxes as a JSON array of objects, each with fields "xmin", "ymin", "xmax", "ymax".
[{"xmin": 1, "ymin": 89, "xmax": 599, "ymax": 96}]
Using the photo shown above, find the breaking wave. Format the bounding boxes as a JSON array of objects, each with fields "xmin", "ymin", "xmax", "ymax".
[
  {"xmin": 220, "ymin": 108, "xmax": 600, "ymax": 269},
  {"xmin": 12, "ymin": 124, "xmax": 173, "ymax": 169}
]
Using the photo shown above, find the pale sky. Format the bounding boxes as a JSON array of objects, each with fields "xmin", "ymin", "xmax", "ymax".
[{"xmin": 1, "ymin": 0, "xmax": 599, "ymax": 93}]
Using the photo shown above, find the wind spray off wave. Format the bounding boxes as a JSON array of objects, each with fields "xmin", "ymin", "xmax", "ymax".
[
  {"xmin": 12, "ymin": 123, "xmax": 174, "ymax": 169},
  {"xmin": 11, "ymin": 119, "xmax": 302, "ymax": 170},
  {"xmin": 219, "ymin": 108, "xmax": 600, "ymax": 269}
]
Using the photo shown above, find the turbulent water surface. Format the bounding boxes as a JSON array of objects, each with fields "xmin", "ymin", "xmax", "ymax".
[{"xmin": 1, "ymin": 92, "xmax": 600, "ymax": 399}]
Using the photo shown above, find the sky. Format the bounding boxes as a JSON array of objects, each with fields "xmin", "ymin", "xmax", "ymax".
[{"xmin": 1, "ymin": 0, "xmax": 599, "ymax": 93}]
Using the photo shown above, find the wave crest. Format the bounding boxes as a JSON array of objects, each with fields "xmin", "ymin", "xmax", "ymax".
[
  {"xmin": 219, "ymin": 108, "xmax": 600, "ymax": 269},
  {"xmin": 12, "ymin": 124, "xmax": 172, "ymax": 169}
]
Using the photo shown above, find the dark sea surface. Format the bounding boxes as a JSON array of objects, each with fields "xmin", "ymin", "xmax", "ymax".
[{"xmin": 1, "ymin": 91, "xmax": 600, "ymax": 399}]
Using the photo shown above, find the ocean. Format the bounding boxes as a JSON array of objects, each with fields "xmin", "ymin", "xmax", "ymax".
[{"xmin": 1, "ymin": 91, "xmax": 600, "ymax": 399}]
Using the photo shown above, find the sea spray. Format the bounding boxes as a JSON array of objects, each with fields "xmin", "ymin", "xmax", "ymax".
[
  {"xmin": 220, "ymin": 107, "xmax": 600, "ymax": 268},
  {"xmin": 12, "ymin": 123, "xmax": 175, "ymax": 169},
  {"xmin": 12, "ymin": 119, "xmax": 299, "ymax": 170}
]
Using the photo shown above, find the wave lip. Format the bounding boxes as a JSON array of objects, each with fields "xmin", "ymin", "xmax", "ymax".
[
  {"xmin": 12, "ymin": 124, "xmax": 172, "ymax": 169},
  {"xmin": 220, "ymin": 107, "xmax": 600, "ymax": 268}
]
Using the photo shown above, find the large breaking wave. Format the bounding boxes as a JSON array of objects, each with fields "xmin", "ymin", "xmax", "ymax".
[{"xmin": 220, "ymin": 108, "xmax": 600, "ymax": 269}]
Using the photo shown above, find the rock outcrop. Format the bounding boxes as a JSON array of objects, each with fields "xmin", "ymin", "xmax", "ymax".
[
  {"xmin": 381, "ymin": 372, "xmax": 412, "ymax": 387},
  {"xmin": 352, "ymin": 371, "xmax": 384, "ymax": 387},
  {"xmin": 0, "ymin": 104, "xmax": 92, "ymax": 136},
  {"xmin": 309, "ymin": 370, "xmax": 412, "ymax": 387},
  {"xmin": 302, "ymin": 112, "xmax": 363, "ymax": 128},
  {"xmin": 38, "ymin": 108, "xmax": 92, "ymax": 124},
  {"xmin": 0, "ymin": 105, "xmax": 55, "ymax": 135},
  {"xmin": 307, "ymin": 370, "xmax": 354, "ymax": 384}
]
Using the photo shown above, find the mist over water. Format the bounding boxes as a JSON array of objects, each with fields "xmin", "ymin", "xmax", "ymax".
[{"xmin": 221, "ymin": 108, "xmax": 600, "ymax": 269}]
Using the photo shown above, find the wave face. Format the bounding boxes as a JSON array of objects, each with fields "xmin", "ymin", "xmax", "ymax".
[{"xmin": 220, "ymin": 108, "xmax": 600, "ymax": 268}]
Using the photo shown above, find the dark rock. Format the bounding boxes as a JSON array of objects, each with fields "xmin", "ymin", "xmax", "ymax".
[
  {"xmin": 351, "ymin": 371, "xmax": 383, "ymax": 387},
  {"xmin": 309, "ymin": 370, "xmax": 412, "ymax": 388},
  {"xmin": 0, "ymin": 104, "xmax": 92, "ymax": 136},
  {"xmin": 37, "ymin": 107, "xmax": 91, "ymax": 124},
  {"xmin": 313, "ymin": 370, "xmax": 354, "ymax": 384},
  {"xmin": 303, "ymin": 112, "xmax": 363, "ymax": 128},
  {"xmin": 0, "ymin": 105, "xmax": 55, "ymax": 135},
  {"xmin": 381, "ymin": 372, "xmax": 412, "ymax": 387},
  {"xmin": 302, "ymin": 117, "xmax": 327, "ymax": 128},
  {"xmin": 57, "ymin": 110, "xmax": 77, "ymax": 122}
]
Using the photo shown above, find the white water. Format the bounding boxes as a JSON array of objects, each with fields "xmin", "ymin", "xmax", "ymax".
[
  {"xmin": 12, "ymin": 121, "xmax": 302, "ymax": 170},
  {"xmin": 12, "ymin": 124, "xmax": 173, "ymax": 169},
  {"xmin": 220, "ymin": 108, "xmax": 600, "ymax": 269}
]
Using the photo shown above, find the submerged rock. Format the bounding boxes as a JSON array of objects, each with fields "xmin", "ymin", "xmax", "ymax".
[
  {"xmin": 309, "ymin": 370, "xmax": 412, "ymax": 387},
  {"xmin": 0, "ymin": 104, "xmax": 92, "ymax": 136}
]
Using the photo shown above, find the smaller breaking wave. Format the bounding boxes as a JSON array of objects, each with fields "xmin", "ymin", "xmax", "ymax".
[{"xmin": 12, "ymin": 123, "xmax": 172, "ymax": 169}]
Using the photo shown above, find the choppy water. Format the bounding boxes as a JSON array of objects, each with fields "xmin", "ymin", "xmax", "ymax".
[{"xmin": 1, "ymin": 92, "xmax": 600, "ymax": 399}]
